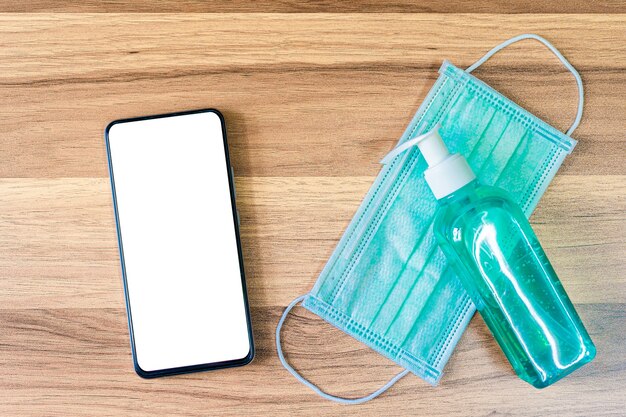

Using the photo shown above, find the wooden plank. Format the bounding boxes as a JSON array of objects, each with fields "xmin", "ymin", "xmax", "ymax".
[
  {"xmin": 0, "ymin": 15, "xmax": 624, "ymax": 178},
  {"xmin": 0, "ymin": 303, "xmax": 623, "ymax": 416},
  {"xmin": 0, "ymin": 14, "xmax": 623, "ymax": 77},
  {"xmin": 0, "ymin": 1, "xmax": 625, "ymax": 13},
  {"xmin": 2, "ymin": 69, "xmax": 625, "ymax": 178}
]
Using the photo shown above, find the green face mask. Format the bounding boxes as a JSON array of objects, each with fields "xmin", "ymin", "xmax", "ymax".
[{"xmin": 276, "ymin": 34, "xmax": 582, "ymax": 404}]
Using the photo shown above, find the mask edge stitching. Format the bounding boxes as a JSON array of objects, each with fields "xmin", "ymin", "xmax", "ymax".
[
  {"xmin": 318, "ymin": 161, "xmax": 398, "ymax": 296},
  {"xmin": 466, "ymin": 83, "xmax": 539, "ymax": 135},
  {"xmin": 464, "ymin": 79, "xmax": 574, "ymax": 151},
  {"xmin": 306, "ymin": 295, "xmax": 441, "ymax": 380},
  {"xmin": 327, "ymin": 76, "xmax": 460, "ymax": 304},
  {"xmin": 330, "ymin": 74, "xmax": 452, "ymax": 267},
  {"xmin": 328, "ymin": 151, "xmax": 417, "ymax": 303},
  {"xmin": 537, "ymin": 125, "xmax": 576, "ymax": 153},
  {"xmin": 521, "ymin": 146, "xmax": 559, "ymax": 213},
  {"xmin": 432, "ymin": 297, "xmax": 474, "ymax": 367}
]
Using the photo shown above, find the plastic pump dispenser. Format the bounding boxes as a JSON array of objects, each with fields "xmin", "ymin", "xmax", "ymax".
[
  {"xmin": 418, "ymin": 126, "xmax": 595, "ymax": 388},
  {"xmin": 416, "ymin": 128, "xmax": 476, "ymax": 199}
]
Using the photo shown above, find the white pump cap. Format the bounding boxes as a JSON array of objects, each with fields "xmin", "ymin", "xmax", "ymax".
[{"xmin": 415, "ymin": 126, "xmax": 476, "ymax": 199}]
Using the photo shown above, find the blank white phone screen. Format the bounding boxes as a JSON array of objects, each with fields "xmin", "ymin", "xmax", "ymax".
[{"xmin": 107, "ymin": 111, "xmax": 251, "ymax": 372}]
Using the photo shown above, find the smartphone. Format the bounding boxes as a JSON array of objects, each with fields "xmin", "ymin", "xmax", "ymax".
[{"xmin": 105, "ymin": 109, "xmax": 254, "ymax": 378}]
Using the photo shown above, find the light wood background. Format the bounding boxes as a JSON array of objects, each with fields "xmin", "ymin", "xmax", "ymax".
[{"xmin": 0, "ymin": 4, "xmax": 625, "ymax": 417}]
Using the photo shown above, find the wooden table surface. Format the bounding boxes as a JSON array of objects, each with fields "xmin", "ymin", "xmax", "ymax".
[{"xmin": 1, "ymin": 4, "xmax": 625, "ymax": 417}]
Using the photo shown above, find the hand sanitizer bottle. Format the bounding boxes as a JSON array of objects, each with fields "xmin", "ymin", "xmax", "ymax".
[{"xmin": 416, "ymin": 126, "xmax": 595, "ymax": 388}]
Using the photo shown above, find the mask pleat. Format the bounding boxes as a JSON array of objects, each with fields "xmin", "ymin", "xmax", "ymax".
[
  {"xmin": 495, "ymin": 131, "xmax": 550, "ymax": 205},
  {"xmin": 338, "ymin": 157, "xmax": 435, "ymax": 321},
  {"xmin": 466, "ymin": 111, "xmax": 511, "ymax": 169},
  {"xmin": 402, "ymin": 265, "xmax": 471, "ymax": 362},
  {"xmin": 473, "ymin": 117, "xmax": 513, "ymax": 172},
  {"xmin": 374, "ymin": 224, "xmax": 441, "ymax": 337},
  {"xmin": 383, "ymin": 231, "xmax": 445, "ymax": 342},
  {"xmin": 496, "ymin": 133, "xmax": 531, "ymax": 188},
  {"xmin": 316, "ymin": 156, "xmax": 408, "ymax": 302},
  {"xmin": 440, "ymin": 90, "xmax": 496, "ymax": 155},
  {"xmin": 367, "ymin": 207, "xmax": 435, "ymax": 328},
  {"xmin": 478, "ymin": 122, "xmax": 528, "ymax": 184}
]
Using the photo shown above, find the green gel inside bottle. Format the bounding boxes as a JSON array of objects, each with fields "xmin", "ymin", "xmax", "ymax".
[{"xmin": 415, "ymin": 127, "xmax": 595, "ymax": 388}]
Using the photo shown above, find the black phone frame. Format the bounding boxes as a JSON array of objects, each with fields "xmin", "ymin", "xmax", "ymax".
[{"xmin": 105, "ymin": 108, "xmax": 254, "ymax": 378}]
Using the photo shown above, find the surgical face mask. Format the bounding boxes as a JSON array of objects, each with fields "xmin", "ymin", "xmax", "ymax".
[{"xmin": 276, "ymin": 34, "xmax": 583, "ymax": 404}]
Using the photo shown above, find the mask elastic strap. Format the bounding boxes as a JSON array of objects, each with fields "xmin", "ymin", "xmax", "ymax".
[
  {"xmin": 276, "ymin": 295, "xmax": 410, "ymax": 405},
  {"xmin": 466, "ymin": 33, "xmax": 583, "ymax": 136}
]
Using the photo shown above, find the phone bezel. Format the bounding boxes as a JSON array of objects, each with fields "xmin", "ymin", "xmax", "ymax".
[{"xmin": 105, "ymin": 108, "xmax": 254, "ymax": 378}]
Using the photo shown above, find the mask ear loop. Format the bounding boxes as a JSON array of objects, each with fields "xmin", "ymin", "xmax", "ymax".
[
  {"xmin": 276, "ymin": 295, "xmax": 410, "ymax": 405},
  {"xmin": 466, "ymin": 33, "xmax": 583, "ymax": 136}
]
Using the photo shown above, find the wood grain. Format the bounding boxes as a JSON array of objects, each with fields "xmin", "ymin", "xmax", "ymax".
[
  {"xmin": 1, "ymin": 15, "xmax": 625, "ymax": 178},
  {"xmin": 0, "ymin": 11, "xmax": 624, "ymax": 417},
  {"xmin": 1, "ymin": 1, "xmax": 625, "ymax": 13}
]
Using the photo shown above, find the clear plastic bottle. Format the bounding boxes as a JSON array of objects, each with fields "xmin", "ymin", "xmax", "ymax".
[{"xmin": 415, "ymin": 127, "xmax": 595, "ymax": 388}]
